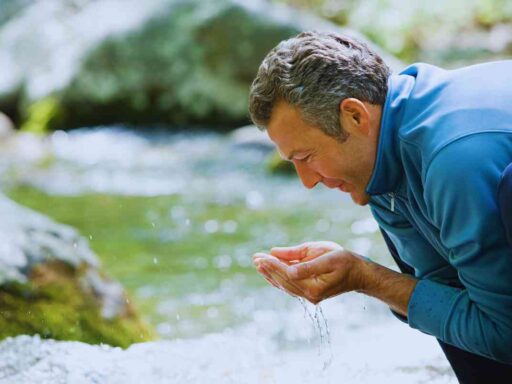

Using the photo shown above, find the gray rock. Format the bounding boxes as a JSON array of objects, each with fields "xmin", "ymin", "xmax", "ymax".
[
  {"xmin": 82, "ymin": 269, "xmax": 127, "ymax": 319},
  {"xmin": 0, "ymin": 0, "xmax": 402, "ymax": 131},
  {"xmin": 229, "ymin": 125, "xmax": 275, "ymax": 151},
  {"xmin": 0, "ymin": 193, "xmax": 128, "ymax": 319},
  {"xmin": 0, "ymin": 113, "xmax": 15, "ymax": 140}
]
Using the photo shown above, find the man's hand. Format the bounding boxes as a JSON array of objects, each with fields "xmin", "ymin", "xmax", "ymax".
[
  {"xmin": 253, "ymin": 241, "xmax": 418, "ymax": 316},
  {"xmin": 253, "ymin": 244, "xmax": 365, "ymax": 304},
  {"xmin": 270, "ymin": 241, "xmax": 343, "ymax": 264}
]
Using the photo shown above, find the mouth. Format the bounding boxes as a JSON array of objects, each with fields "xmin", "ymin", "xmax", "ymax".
[{"xmin": 337, "ymin": 181, "xmax": 351, "ymax": 193}]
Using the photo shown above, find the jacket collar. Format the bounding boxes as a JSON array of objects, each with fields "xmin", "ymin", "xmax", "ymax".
[{"xmin": 365, "ymin": 67, "xmax": 417, "ymax": 195}]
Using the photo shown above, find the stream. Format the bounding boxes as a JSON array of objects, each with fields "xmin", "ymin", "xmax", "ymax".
[{"xmin": 0, "ymin": 127, "xmax": 455, "ymax": 383}]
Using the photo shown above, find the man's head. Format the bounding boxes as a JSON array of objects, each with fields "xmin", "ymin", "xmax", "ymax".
[{"xmin": 248, "ymin": 31, "xmax": 390, "ymax": 205}]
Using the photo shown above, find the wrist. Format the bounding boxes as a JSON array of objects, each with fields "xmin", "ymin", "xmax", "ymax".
[
  {"xmin": 353, "ymin": 254, "xmax": 376, "ymax": 293},
  {"xmin": 354, "ymin": 257, "xmax": 418, "ymax": 316}
]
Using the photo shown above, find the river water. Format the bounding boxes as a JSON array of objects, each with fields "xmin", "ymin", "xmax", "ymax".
[{"xmin": 0, "ymin": 127, "xmax": 455, "ymax": 383}]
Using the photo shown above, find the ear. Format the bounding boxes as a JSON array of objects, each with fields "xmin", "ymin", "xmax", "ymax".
[{"xmin": 339, "ymin": 98, "xmax": 370, "ymax": 136}]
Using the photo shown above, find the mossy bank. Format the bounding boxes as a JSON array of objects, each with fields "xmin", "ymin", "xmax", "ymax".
[{"xmin": 0, "ymin": 194, "xmax": 154, "ymax": 347}]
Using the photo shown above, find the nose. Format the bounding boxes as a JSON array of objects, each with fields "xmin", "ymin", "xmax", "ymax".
[{"xmin": 293, "ymin": 160, "xmax": 321, "ymax": 189}]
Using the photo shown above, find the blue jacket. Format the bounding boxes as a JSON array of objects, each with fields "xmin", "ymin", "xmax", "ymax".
[{"xmin": 366, "ymin": 61, "xmax": 512, "ymax": 363}]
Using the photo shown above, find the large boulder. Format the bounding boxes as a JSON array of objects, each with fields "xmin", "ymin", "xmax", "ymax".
[
  {"xmin": 0, "ymin": 0, "xmax": 402, "ymax": 131},
  {"xmin": 0, "ymin": 194, "xmax": 153, "ymax": 347}
]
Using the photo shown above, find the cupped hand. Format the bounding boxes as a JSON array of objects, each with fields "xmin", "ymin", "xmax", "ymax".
[
  {"xmin": 270, "ymin": 241, "xmax": 343, "ymax": 264},
  {"xmin": 253, "ymin": 246, "xmax": 365, "ymax": 304}
]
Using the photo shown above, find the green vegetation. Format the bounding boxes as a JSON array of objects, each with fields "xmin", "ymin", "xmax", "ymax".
[
  {"xmin": 0, "ymin": 261, "xmax": 153, "ymax": 348},
  {"xmin": 266, "ymin": 151, "xmax": 296, "ymax": 175},
  {"xmin": 275, "ymin": 0, "xmax": 512, "ymax": 65},
  {"xmin": 7, "ymin": 185, "xmax": 383, "ymax": 338},
  {"xmin": 20, "ymin": 96, "xmax": 64, "ymax": 134},
  {"xmin": 8, "ymin": 186, "xmax": 326, "ymax": 292}
]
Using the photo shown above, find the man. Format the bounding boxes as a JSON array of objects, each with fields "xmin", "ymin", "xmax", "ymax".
[{"xmin": 249, "ymin": 31, "xmax": 512, "ymax": 383}]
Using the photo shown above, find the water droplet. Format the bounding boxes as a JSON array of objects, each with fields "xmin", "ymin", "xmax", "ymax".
[
  {"xmin": 245, "ymin": 190, "xmax": 264, "ymax": 209},
  {"xmin": 222, "ymin": 220, "xmax": 238, "ymax": 233},
  {"xmin": 214, "ymin": 254, "xmax": 232, "ymax": 270},
  {"xmin": 153, "ymin": 257, "xmax": 158, "ymax": 264},
  {"xmin": 204, "ymin": 219, "xmax": 219, "ymax": 233},
  {"xmin": 297, "ymin": 298, "xmax": 333, "ymax": 369}
]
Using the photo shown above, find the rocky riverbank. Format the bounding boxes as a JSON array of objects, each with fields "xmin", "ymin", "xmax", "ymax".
[
  {"xmin": 0, "ymin": 299, "xmax": 455, "ymax": 384},
  {"xmin": 0, "ymin": 194, "xmax": 152, "ymax": 347}
]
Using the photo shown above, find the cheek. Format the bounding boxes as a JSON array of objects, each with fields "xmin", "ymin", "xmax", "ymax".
[{"xmin": 313, "ymin": 161, "xmax": 344, "ymax": 179}]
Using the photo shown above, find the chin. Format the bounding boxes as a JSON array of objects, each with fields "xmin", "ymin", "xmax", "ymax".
[{"xmin": 351, "ymin": 191, "xmax": 371, "ymax": 206}]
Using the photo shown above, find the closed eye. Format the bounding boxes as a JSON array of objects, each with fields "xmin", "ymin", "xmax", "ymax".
[
  {"xmin": 302, "ymin": 154, "xmax": 314, "ymax": 163},
  {"xmin": 294, "ymin": 155, "xmax": 310, "ymax": 163}
]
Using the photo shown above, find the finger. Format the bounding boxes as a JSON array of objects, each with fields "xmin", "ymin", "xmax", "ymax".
[
  {"xmin": 270, "ymin": 243, "xmax": 308, "ymax": 261},
  {"xmin": 253, "ymin": 252, "xmax": 271, "ymax": 262},
  {"xmin": 264, "ymin": 266, "xmax": 303, "ymax": 297},
  {"xmin": 254, "ymin": 253, "xmax": 279, "ymax": 268},
  {"xmin": 255, "ymin": 262, "xmax": 282, "ymax": 290},
  {"xmin": 260, "ymin": 260, "xmax": 306, "ymax": 297},
  {"xmin": 302, "ymin": 241, "xmax": 343, "ymax": 261},
  {"xmin": 271, "ymin": 241, "xmax": 343, "ymax": 262},
  {"xmin": 263, "ymin": 274, "xmax": 281, "ymax": 289},
  {"xmin": 287, "ymin": 251, "xmax": 338, "ymax": 280},
  {"xmin": 302, "ymin": 246, "xmax": 330, "ymax": 261}
]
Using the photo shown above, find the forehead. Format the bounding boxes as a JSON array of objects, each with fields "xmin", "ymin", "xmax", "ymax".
[{"xmin": 266, "ymin": 101, "xmax": 316, "ymax": 155}]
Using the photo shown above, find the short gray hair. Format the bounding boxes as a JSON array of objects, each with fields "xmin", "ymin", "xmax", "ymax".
[{"xmin": 249, "ymin": 31, "xmax": 391, "ymax": 140}]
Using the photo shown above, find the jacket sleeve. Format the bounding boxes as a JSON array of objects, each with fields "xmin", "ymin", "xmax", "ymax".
[{"xmin": 411, "ymin": 133, "xmax": 512, "ymax": 364}]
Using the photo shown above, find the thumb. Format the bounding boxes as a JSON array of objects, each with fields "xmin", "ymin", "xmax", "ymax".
[{"xmin": 288, "ymin": 254, "xmax": 334, "ymax": 280}]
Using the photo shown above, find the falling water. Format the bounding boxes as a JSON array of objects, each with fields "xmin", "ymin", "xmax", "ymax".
[{"xmin": 298, "ymin": 297, "xmax": 333, "ymax": 370}]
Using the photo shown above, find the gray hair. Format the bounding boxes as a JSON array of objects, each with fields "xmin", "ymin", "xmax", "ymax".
[{"xmin": 249, "ymin": 31, "xmax": 391, "ymax": 140}]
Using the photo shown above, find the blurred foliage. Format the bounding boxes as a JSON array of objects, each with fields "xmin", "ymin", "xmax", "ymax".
[
  {"xmin": 0, "ymin": 0, "xmax": 35, "ymax": 26},
  {"xmin": 266, "ymin": 151, "xmax": 296, "ymax": 175},
  {"xmin": 20, "ymin": 97, "xmax": 64, "ymax": 135},
  {"xmin": 274, "ymin": 0, "xmax": 512, "ymax": 65},
  {"xmin": 56, "ymin": 0, "xmax": 300, "ymax": 130}
]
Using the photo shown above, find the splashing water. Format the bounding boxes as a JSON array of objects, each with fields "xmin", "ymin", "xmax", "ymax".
[{"xmin": 298, "ymin": 297, "xmax": 333, "ymax": 370}]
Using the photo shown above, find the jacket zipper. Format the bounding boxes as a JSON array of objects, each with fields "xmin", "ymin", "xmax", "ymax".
[{"xmin": 388, "ymin": 192, "xmax": 396, "ymax": 212}]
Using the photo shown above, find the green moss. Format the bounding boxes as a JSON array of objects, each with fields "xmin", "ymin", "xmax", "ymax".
[
  {"xmin": 20, "ymin": 96, "xmax": 64, "ymax": 134},
  {"xmin": 0, "ymin": 261, "xmax": 154, "ymax": 348}
]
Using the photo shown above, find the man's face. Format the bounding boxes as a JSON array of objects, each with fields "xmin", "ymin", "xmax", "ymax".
[{"xmin": 266, "ymin": 100, "xmax": 380, "ymax": 206}]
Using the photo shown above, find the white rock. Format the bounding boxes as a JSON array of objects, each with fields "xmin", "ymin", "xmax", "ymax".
[{"xmin": 0, "ymin": 112, "xmax": 15, "ymax": 140}]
